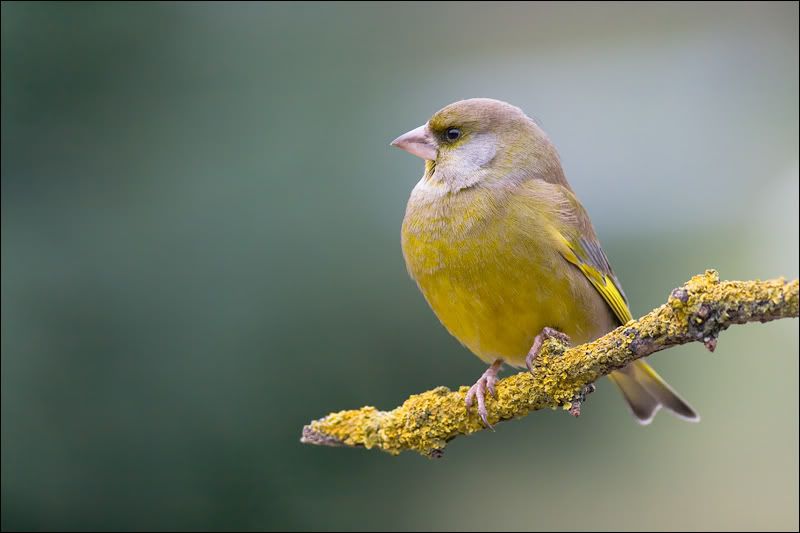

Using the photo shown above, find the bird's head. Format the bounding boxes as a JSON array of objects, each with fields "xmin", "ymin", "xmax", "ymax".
[{"xmin": 391, "ymin": 98, "xmax": 565, "ymax": 190}]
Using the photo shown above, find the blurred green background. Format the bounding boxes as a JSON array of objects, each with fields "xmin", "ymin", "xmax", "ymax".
[{"xmin": 2, "ymin": 2, "xmax": 798, "ymax": 531}]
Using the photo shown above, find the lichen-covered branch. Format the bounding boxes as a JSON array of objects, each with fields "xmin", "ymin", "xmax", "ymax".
[{"xmin": 300, "ymin": 271, "xmax": 799, "ymax": 458}]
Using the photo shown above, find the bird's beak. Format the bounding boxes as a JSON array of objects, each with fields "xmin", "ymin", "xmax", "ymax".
[{"xmin": 390, "ymin": 123, "xmax": 438, "ymax": 161}]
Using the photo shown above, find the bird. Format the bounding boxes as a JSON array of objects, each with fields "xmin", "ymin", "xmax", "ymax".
[{"xmin": 391, "ymin": 98, "xmax": 698, "ymax": 428}]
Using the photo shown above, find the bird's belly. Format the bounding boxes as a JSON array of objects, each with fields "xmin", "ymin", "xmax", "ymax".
[
  {"xmin": 416, "ymin": 266, "xmax": 578, "ymax": 366},
  {"xmin": 405, "ymin": 234, "xmax": 607, "ymax": 367}
]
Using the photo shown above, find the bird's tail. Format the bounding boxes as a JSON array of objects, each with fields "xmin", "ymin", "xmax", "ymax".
[{"xmin": 608, "ymin": 360, "xmax": 699, "ymax": 425}]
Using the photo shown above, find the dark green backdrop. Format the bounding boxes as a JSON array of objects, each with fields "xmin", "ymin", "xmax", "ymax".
[{"xmin": 2, "ymin": 2, "xmax": 798, "ymax": 530}]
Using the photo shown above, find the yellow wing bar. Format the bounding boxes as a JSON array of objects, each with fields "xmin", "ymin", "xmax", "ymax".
[{"xmin": 558, "ymin": 234, "xmax": 633, "ymax": 325}]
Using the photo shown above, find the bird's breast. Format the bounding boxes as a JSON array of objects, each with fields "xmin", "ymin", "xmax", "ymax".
[{"xmin": 401, "ymin": 181, "xmax": 601, "ymax": 366}]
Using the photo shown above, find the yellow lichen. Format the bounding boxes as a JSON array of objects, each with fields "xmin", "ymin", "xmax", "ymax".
[{"xmin": 301, "ymin": 273, "xmax": 799, "ymax": 457}]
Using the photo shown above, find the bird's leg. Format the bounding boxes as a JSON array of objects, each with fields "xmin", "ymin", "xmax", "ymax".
[
  {"xmin": 465, "ymin": 359, "xmax": 504, "ymax": 429},
  {"xmin": 526, "ymin": 327, "xmax": 571, "ymax": 374}
]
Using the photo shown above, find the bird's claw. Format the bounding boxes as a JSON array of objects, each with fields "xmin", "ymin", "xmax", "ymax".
[
  {"xmin": 526, "ymin": 327, "xmax": 571, "ymax": 374},
  {"xmin": 465, "ymin": 360, "xmax": 503, "ymax": 429}
]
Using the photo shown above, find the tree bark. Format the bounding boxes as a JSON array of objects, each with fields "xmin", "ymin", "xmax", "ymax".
[{"xmin": 300, "ymin": 271, "xmax": 799, "ymax": 458}]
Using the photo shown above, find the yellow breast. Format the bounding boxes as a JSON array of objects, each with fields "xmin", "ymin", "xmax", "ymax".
[{"xmin": 401, "ymin": 178, "xmax": 611, "ymax": 367}]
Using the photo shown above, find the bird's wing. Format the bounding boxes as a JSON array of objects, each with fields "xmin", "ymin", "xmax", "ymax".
[{"xmin": 552, "ymin": 187, "xmax": 633, "ymax": 325}]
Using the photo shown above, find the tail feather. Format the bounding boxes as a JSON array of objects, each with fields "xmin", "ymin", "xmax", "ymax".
[
  {"xmin": 609, "ymin": 360, "xmax": 699, "ymax": 424},
  {"xmin": 608, "ymin": 367, "xmax": 661, "ymax": 424}
]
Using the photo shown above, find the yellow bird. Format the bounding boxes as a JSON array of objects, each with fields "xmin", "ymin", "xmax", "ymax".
[{"xmin": 391, "ymin": 98, "xmax": 698, "ymax": 427}]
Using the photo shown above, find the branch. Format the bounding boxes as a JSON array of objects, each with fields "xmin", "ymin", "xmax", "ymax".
[{"xmin": 300, "ymin": 271, "xmax": 798, "ymax": 458}]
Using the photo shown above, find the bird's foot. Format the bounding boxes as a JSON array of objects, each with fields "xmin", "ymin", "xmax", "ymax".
[
  {"xmin": 465, "ymin": 359, "xmax": 503, "ymax": 429},
  {"xmin": 526, "ymin": 327, "xmax": 571, "ymax": 374}
]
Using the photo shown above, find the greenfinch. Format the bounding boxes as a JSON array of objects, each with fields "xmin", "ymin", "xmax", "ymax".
[{"xmin": 392, "ymin": 98, "xmax": 698, "ymax": 427}]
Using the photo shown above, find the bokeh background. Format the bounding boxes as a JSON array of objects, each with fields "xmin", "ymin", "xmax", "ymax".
[{"xmin": 2, "ymin": 2, "xmax": 798, "ymax": 531}]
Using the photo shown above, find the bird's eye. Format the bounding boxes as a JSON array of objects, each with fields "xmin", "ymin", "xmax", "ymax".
[{"xmin": 445, "ymin": 128, "xmax": 461, "ymax": 141}]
